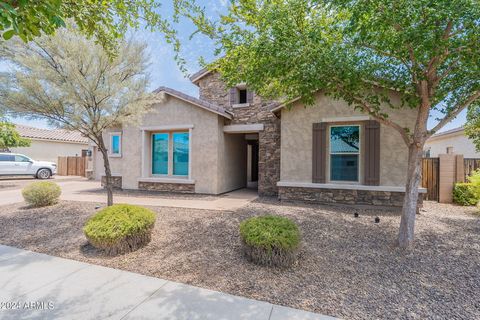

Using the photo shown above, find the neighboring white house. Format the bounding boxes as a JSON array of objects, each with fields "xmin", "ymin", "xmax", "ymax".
[
  {"xmin": 10, "ymin": 124, "xmax": 89, "ymax": 163},
  {"xmin": 424, "ymin": 127, "xmax": 480, "ymax": 158}
]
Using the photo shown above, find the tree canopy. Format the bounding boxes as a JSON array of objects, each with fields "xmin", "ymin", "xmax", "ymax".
[
  {"xmin": 465, "ymin": 105, "xmax": 480, "ymax": 152},
  {"xmin": 0, "ymin": 122, "xmax": 30, "ymax": 151},
  {"xmin": 0, "ymin": 0, "xmax": 179, "ymax": 53},
  {"xmin": 186, "ymin": 0, "xmax": 480, "ymax": 247},
  {"xmin": 0, "ymin": 27, "xmax": 155, "ymax": 205},
  {"xmin": 198, "ymin": 0, "xmax": 480, "ymax": 143}
]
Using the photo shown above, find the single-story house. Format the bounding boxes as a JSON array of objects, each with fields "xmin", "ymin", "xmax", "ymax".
[
  {"xmin": 424, "ymin": 127, "xmax": 480, "ymax": 158},
  {"xmin": 10, "ymin": 124, "xmax": 89, "ymax": 163},
  {"xmin": 91, "ymin": 69, "xmax": 426, "ymax": 207}
]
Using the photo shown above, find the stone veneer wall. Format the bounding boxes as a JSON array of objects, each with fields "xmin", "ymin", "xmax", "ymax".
[
  {"xmin": 138, "ymin": 181, "xmax": 195, "ymax": 193},
  {"xmin": 101, "ymin": 176, "xmax": 122, "ymax": 189},
  {"xmin": 278, "ymin": 186, "xmax": 424, "ymax": 208},
  {"xmin": 198, "ymin": 72, "xmax": 281, "ymax": 196}
]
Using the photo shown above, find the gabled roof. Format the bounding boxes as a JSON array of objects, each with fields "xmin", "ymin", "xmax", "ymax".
[
  {"xmin": 14, "ymin": 124, "xmax": 89, "ymax": 144},
  {"xmin": 189, "ymin": 67, "xmax": 212, "ymax": 85},
  {"xmin": 430, "ymin": 127, "xmax": 464, "ymax": 139},
  {"xmin": 153, "ymin": 86, "xmax": 232, "ymax": 119}
]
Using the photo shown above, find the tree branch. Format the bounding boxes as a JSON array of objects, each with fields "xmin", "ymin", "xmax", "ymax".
[
  {"xmin": 351, "ymin": 96, "xmax": 412, "ymax": 145},
  {"xmin": 429, "ymin": 91, "xmax": 480, "ymax": 135}
]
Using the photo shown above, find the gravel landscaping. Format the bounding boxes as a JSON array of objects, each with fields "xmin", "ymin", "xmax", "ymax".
[{"xmin": 0, "ymin": 199, "xmax": 478, "ymax": 319}]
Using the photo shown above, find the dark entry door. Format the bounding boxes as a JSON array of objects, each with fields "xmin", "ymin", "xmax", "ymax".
[{"xmin": 251, "ymin": 141, "xmax": 259, "ymax": 182}]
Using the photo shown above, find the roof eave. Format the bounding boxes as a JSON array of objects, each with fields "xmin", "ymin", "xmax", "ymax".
[
  {"xmin": 189, "ymin": 68, "xmax": 212, "ymax": 85},
  {"xmin": 154, "ymin": 87, "xmax": 232, "ymax": 120},
  {"xmin": 270, "ymin": 97, "xmax": 302, "ymax": 113}
]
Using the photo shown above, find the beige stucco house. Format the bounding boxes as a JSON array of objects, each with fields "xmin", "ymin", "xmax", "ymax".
[
  {"xmin": 10, "ymin": 124, "xmax": 89, "ymax": 163},
  {"xmin": 91, "ymin": 69, "xmax": 426, "ymax": 207},
  {"xmin": 424, "ymin": 127, "xmax": 480, "ymax": 158}
]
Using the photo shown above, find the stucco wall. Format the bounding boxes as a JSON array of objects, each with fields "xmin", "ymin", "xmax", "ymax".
[
  {"xmin": 425, "ymin": 131, "xmax": 480, "ymax": 158},
  {"xmin": 93, "ymin": 95, "xmax": 226, "ymax": 194},
  {"xmin": 280, "ymin": 91, "xmax": 417, "ymax": 187},
  {"xmin": 11, "ymin": 140, "xmax": 88, "ymax": 163}
]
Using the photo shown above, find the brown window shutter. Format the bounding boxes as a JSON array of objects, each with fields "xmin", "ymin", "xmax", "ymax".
[
  {"xmin": 247, "ymin": 89, "xmax": 254, "ymax": 103},
  {"xmin": 364, "ymin": 120, "xmax": 380, "ymax": 185},
  {"xmin": 229, "ymin": 88, "xmax": 237, "ymax": 105},
  {"xmin": 312, "ymin": 122, "xmax": 327, "ymax": 183}
]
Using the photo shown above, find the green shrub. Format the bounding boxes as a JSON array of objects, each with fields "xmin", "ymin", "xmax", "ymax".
[
  {"xmin": 453, "ymin": 183, "xmax": 478, "ymax": 206},
  {"xmin": 454, "ymin": 170, "xmax": 480, "ymax": 206},
  {"xmin": 22, "ymin": 181, "xmax": 61, "ymax": 207},
  {"xmin": 83, "ymin": 204, "xmax": 156, "ymax": 255},
  {"xmin": 239, "ymin": 215, "xmax": 301, "ymax": 267},
  {"xmin": 467, "ymin": 169, "xmax": 480, "ymax": 200}
]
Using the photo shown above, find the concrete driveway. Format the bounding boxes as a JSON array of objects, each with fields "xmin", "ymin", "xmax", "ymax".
[
  {"xmin": 0, "ymin": 177, "xmax": 258, "ymax": 210},
  {"xmin": 0, "ymin": 177, "xmax": 99, "ymax": 206}
]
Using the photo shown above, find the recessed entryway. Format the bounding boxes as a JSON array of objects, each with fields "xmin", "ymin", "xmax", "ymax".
[{"xmin": 247, "ymin": 138, "xmax": 259, "ymax": 189}]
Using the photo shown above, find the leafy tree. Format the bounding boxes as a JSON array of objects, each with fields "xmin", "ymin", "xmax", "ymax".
[
  {"xmin": 0, "ymin": 27, "xmax": 155, "ymax": 206},
  {"xmin": 0, "ymin": 121, "xmax": 30, "ymax": 151},
  {"xmin": 187, "ymin": 0, "xmax": 480, "ymax": 247},
  {"xmin": 0, "ymin": 0, "xmax": 178, "ymax": 54},
  {"xmin": 465, "ymin": 105, "xmax": 480, "ymax": 152}
]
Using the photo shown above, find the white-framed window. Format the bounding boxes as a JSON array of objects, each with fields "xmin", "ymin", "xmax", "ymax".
[
  {"xmin": 329, "ymin": 125, "xmax": 361, "ymax": 182},
  {"xmin": 151, "ymin": 131, "xmax": 190, "ymax": 177},
  {"xmin": 109, "ymin": 133, "xmax": 122, "ymax": 157},
  {"xmin": 446, "ymin": 146, "xmax": 454, "ymax": 154}
]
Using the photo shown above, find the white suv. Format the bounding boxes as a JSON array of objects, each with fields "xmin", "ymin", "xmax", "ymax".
[{"xmin": 0, "ymin": 153, "xmax": 57, "ymax": 179}]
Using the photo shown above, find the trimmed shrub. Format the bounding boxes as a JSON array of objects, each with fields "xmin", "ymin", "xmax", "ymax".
[
  {"xmin": 83, "ymin": 204, "xmax": 155, "ymax": 255},
  {"xmin": 22, "ymin": 181, "xmax": 61, "ymax": 207},
  {"xmin": 454, "ymin": 170, "xmax": 480, "ymax": 206},
  {"xmin": 467, "ymin": 169, "xmax": 480, "ymax": 200},
  {"xmin": 239, "ymin": 215, "xmax": 301, "ymax": 267},
  {"xmin": 453, "ymin": 183, "xmax": 479, "ymax": 206}
]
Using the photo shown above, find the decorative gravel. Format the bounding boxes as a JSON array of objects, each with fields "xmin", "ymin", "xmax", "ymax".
[{"xmin": 0, "ymin": 199, "xmax": 478, "ymax": 319}]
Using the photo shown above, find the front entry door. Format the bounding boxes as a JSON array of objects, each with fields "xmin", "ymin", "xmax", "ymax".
[{"xmin": 251, "ymin": 141, "xmax": 259, "ymax": 183}]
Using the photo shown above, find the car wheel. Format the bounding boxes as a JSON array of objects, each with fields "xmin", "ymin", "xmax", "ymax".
[{"xmin": 36, "ymin": 168, "xmax": 51, "ymax": 179}]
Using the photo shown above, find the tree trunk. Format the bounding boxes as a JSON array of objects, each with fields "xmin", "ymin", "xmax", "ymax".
[
  {"xmin": 397, "ymin": 142, "xmax": 425, "ymax": 248},
  {"xmin": 97, "ymin": 135, "xmax": 114, "ymax": 206}
]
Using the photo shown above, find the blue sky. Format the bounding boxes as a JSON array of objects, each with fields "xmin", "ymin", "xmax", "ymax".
[{"xmin": 10, "ymin": 0, "xmax": 467, "ymax": 132}]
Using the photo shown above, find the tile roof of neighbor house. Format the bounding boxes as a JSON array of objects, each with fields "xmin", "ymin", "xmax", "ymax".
[
  {"xmin": 14, "ymin": 124, "xmax": 89, "ymax": 144},
  {"xmin": 330, "ymin": 137, "xmax": 359, "ymax": 153},
  {"xmin": 153, "ymin": 86, "xmax": 233, "ymax": 119}
]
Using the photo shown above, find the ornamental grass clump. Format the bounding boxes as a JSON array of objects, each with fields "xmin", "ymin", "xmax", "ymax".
[
  {"xmin": 22, "ymin": 181, "xmax": 61, "ymax": 207},
  {"xmin": 83, "ymin": 204, "xmax": 156, "ymax": 255},
  {"xmin": 239, "ymin": 215, "xmax": 301, "ymax": 267}
]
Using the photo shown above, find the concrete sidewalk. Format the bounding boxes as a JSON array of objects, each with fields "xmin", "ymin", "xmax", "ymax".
[
  {"xmin": 63, "ymin": 186, "xmax": 259, "ymax": 211},
  {"xmin": 0, "ymin": 179, "xmax": 258, "ymax": 210},
  {"xmin": 0, "ymin": 245, "xmax": 335, "ymax": 320}
]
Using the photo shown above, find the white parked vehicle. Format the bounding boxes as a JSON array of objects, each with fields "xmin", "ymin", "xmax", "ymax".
[{"xmin": 0, "ymin": 153, "xmax": 57, "ymax": 179}]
